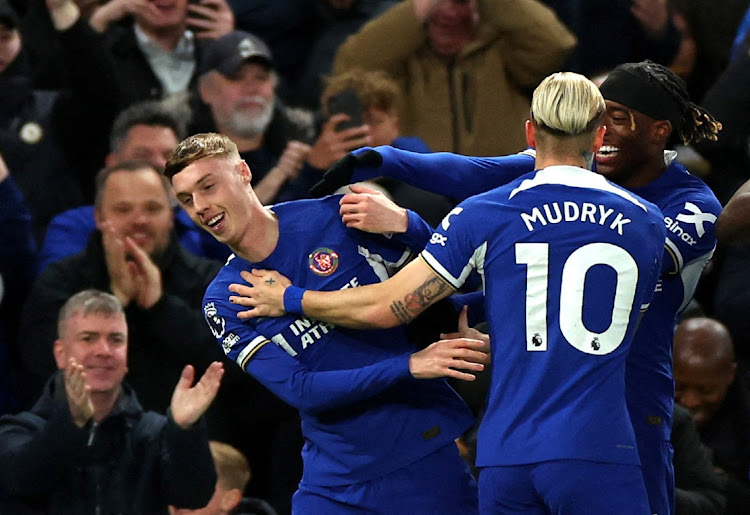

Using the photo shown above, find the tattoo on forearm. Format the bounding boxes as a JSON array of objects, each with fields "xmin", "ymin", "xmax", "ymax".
[
  {"xmin": 390, "ymin": 302, "xmax": 413, "ymax": 324},
  {"xmin": 389, "ymin": 277, "xmax": 449, "ymax": 324}
]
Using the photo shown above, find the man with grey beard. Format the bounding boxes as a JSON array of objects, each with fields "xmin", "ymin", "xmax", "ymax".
[{"xmin": 193, "ymin": 30, "xmax": 373, "ymax": 205}]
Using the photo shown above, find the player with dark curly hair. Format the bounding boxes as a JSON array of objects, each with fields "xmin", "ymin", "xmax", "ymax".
[{"xmin": 307, "ymin": 60, "xmax": 723, "ymax": 515}]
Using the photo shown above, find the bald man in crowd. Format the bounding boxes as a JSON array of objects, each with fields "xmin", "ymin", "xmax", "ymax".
[{"xmin": 673, "ymin": 317, "xmax": 750, "ymax": 513}]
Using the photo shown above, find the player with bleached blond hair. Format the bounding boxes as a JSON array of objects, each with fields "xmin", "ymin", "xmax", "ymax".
[{"xmin": 233, "ymin": 72, "xmax": 668, "ymax": 514}]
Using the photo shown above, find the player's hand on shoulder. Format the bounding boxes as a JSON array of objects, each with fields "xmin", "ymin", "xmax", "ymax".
[
  {"xmin": 229, "ymin": 269, "xmax": 291, "ymax": 319},
  {"xmin": 339, "ymin": 183, "xmax": 407, "ymax": 234}
]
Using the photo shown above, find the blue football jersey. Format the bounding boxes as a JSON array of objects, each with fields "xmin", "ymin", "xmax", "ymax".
[
  {"xmin": 626, "ymin": 160, "xmax": 721, "ymax": 439},
  {"xmin": 420, "ymin": 166, "xmax": 666, "ymax": 467},
  {"xmin": 357, "ymin": 147, "xmax": 721, "ymax": 437},
  {"xmin": 202, "ymin": 196, "xmax": 473, "ymax": 487}
]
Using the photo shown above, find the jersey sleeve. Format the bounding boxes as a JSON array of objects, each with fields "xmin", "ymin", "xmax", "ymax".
[
  {"xmin": 386, "ymin": 209, "xmax": 433, "ymax": 254},
  {"xmin": 351, "ymin": 146, "xmax": 536, "ymax": 200},
  {"xmin": 202, "ymin": 292, "xmax": 412, "ymax": 415},
  {"xmin": 660, "ymin": 193, "xmax": 721, "ymax": 276},
  {"xmin": 420, "ymin": 201, "xmax": 489, "ymax": 291}
]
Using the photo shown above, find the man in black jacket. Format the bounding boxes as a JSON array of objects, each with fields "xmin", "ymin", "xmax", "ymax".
[{"xmin": 0, "ymin": 289, "xmax": 223, "ymax": 513}]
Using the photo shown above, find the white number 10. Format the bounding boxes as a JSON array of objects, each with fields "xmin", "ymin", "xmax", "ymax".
[{"xmin": 515, "ymin": 242, "xmax": 638, "ymax": 355}]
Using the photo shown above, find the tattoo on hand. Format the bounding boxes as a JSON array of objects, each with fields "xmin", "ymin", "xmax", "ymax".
[
  {"xmin": 389, "ymin": 277, "xmax": 449, "ymax": 324},
  {"xmin": 265, "ymin": 278, "xmax": 275, "ymax": 285}
]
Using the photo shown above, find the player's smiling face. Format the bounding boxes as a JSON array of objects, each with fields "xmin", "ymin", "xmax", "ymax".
[
  {"xmin": 595, "ymin": 100, "xmax": 654, "ymax": 186},
  {"xmin": 173, "ymin": 156, "xmax": 253, "ymax": 247}
]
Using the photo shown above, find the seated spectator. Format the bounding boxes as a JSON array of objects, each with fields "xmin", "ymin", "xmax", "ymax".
[
  {"xmin": 673, "ymin": 317, "xmax": 750, "ymax": 513},
  {"xmin": 320, "ymin": 68, "xmax": 454, "ymax": 226},
  {"xmin": 170, "ymin": 440, "xmax": 278, "ymax": 515},
  {"xmin": 36, "ymin": 100, "xmax": 230, "ymax": 276},
  {"xmin": 333, "ymin": 0, "xmax": 576, "ymax": 156},
  {"xmin": 0, "ymin": 289, "xmax": 223, "ymax": 513}
]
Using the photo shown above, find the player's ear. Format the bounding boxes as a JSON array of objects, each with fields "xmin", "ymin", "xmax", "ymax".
[
  {"xmin": 94, "ymin": 206, "xmax": 104, "ymax": 228},
  {"xmin": 525, "ymin": 120, "xmax": 536, "ymax": 148},
  {"xmin": 238, "ymin": 160, "xmax": 252, "ymax": 183},
  {"xmin": 53, "ymin": 339, "xmax": 67, "ymax": 370},
  {"xmin": 651, "ymin": 120, "xmax": 672, "ymax": 145},
  {"xmin": 593, "ymin": 125, "xmax": 606, "ymax": 152},
  {"xmin": 221, "ymin": 488, "xmax": 243, "ymax": 511}
]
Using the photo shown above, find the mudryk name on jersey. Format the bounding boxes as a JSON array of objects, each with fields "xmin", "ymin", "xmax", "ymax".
[{"xmin": 520, "ymin": 201, "xmax": 631, "ymax": 235}]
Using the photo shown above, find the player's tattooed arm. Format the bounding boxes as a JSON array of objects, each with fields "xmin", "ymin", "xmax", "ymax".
[
  {"xmin": 390, "ymin": 276, "xmax": 451, "ymax": 324},
  {"xmin": 237, "ymin": 259, "xmax": 455, "ymax": 330}
]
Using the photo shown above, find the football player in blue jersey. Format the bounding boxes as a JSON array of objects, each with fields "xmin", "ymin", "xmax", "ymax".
[
  {"xmin": 595, "ymin": 61, "xmax": 722, "ymax": 515},
  {"xmin": 235, "ymin": 72, "xmax": 668, "ymax": 514},
  {"xmin": 163, "ymin": 132, "xmax": 489, "ymax": 514},
  {"xmin": 294, "ymin": 60, "xmax": 724, "ymax": 515}
]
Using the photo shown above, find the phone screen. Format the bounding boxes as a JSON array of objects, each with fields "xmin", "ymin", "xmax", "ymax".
[{"xmin": 327, "ymin": 89, "xmax": 363, "ymax": 131}]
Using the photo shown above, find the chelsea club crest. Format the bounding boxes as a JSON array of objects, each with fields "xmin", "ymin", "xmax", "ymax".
[{"xmin": 309, "ymin": 247, "xmax": 339, "ymax": 276}]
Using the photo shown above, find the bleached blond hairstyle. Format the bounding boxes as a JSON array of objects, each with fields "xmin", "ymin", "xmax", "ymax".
[{"xmin": 530, "ymin": 72, "xmax": 605, "ymax": 137}]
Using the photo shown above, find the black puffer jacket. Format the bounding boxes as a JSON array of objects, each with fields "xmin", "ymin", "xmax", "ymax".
[{"xmin": 0, "ymin": 373, "xmax": 216, "ymax": 514}]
